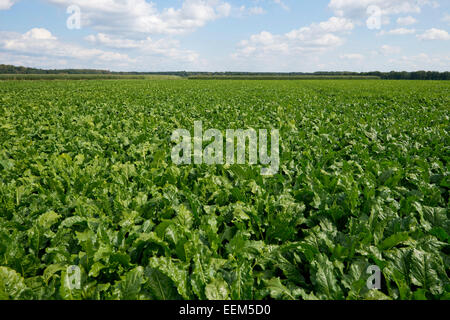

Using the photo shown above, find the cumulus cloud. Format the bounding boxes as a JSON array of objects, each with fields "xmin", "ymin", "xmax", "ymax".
[
  {"xmin": 44, "ymin": 0, "xmax": 232, "ymax": 35},
  {"xmin": 232, "ymin": 17, "xmax": 354, "ymax": 59},
  {"xmin": 0, "ymin": 51, "xmax": 71, "ymax": 69},
  {"xmin": 272, "ymin": 0, "xmax": 289, "ymax": 11},
  {"xmin": 247, "ymin": 6, "xmax": 266, "ymax": 16},
  {"xmin": 328, "ymin": 0, "xmax": 436, "ymax": 20},
  {"xmin": 0, "ymin": 28, "xmax": 132, "ymax": 62},
  {"xmin": 85, "ymin": 33, "xmax": 199, "ymax": 62},
  {"xmin": 315, "ymin": 16, "xmax": 355, "ymax": 32},
  {"xmin": 417, "ymin": 28, "xmax": 450, "ymax": 40},
  {"xmin": 387, "ymin": 53, "xmax": 450, "ymax": 70},
  {"xmin": 234, "ymin": 5, "xmax": 266, "ymax": 17},
  {"xmin": 0, "ymin": 0, "xmax": 18, "ymax": 10},
  {"xmin": 23, "ymin": 28, "xmax": 57, "ymax": 40},
  {"xmin": 0, "ymin": 27, "xmax": 205, "ymax": 70}
]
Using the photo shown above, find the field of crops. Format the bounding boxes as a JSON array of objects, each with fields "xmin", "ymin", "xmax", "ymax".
[
  {"xmin": 0, "ymin": 79, "xmax": 448, "ymax": 300},
  {"xmin": 187, "ymin": 75, "xmax": 380, "ymax": 80},
  {"xmin": 0, "ymin": 74, "xmax": 182, "ymax": 81}
]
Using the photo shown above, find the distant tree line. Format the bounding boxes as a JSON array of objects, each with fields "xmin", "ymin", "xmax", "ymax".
[
  {"xmin": 187, "ymin": 75, "xmax": 380, "ymax": 80},
  {"xmin": 184, "ymin": 71, "xmax": 450, "ymax": 80},
  {"xmin": 357, "ymin": 71, "xmax": 450, "ymax": 80},
  {"xmin": 0, "ymin": 64, "xmax": 111, "ymax": 74},
  {"xmin": 1, "ymin": 64, "xmax": 449, "ymax": 80}
]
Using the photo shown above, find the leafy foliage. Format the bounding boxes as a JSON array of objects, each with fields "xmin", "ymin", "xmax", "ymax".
[{"xmin": 0, "ymin": 80, "xmax": 448, "ymax": 300}]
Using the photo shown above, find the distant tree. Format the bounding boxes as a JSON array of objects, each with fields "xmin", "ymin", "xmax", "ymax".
[{"xmin": 0, "ymin": 64, "xmax": 449, "ymax": 79}]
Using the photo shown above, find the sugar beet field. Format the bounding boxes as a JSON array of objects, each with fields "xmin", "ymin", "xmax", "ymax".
[{"xmin": 0, "ymin": 79, "xmax": 449, "ymax": 300}]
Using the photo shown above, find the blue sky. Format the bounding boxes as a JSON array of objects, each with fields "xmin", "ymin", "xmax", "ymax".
[{"xmin": 0, "ymin": 0, "xmax": 449, "ymax": 71}]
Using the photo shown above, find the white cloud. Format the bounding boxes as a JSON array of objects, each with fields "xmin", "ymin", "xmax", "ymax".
[
  {"xmin": 272, "ymin": 0, "xmax": 289, "ymax": 11},
  {"xmin": 233, "ymin": 17, "xmax": 354, "ymax": 59},
  {"xmin": 0, "ymin": 51, "xmax": 70, "ymax": 69},
  {"xmin": 316, "ymin": 16, "xmax": 355, "ymax": 32},
  {"xmin": 286, "ymin": 17, "xmax": 354, "ymax": 39},
  {"xmin": 0, "ymin": 28, "xmax": 132, "ymax": 62},
  {"xmin": 85, "ymin": 33, "xmax": 199, "ymax": 62},
  {"xmin": 387, "ymin": 53, "xmax": 450, "ymax": 70},
  {"xmin": 236, "ymin": 5, "xmax": 266, "ymax": 16},
  {"xmin": 378, "ymin": 27, "xmax": 416, "ymax": 35},
  {"xmin": 0, "ymin": 0, "xmax": 18, "ymax": 10},
  {"xmin": 380, "ymin": 44, "xmax": 401, "ymax": 54},
  {"xmin": 44, "ymin": 0, "xmax": 232, "ymax": 35},
  {"xmin": 397, "ymin": 16, "xmax": 417, "ymax": 25},
  {"xmin": 85, "ymin": 34, "xmax": 139, "ymax": 49},
  {"xmin": 23, "ymin": 28, "xmax": 57, "ymax": 40},
  {"xmin": 248, "ymin": 6, "xmax": 266, "ymax": 15},
  {"xmin": 216, "ymin": 2, "xmax": 231, "ymax": 17},
  {"xmin": 329, "ymin": 0, "xmax": 436, "ymax": 20},
  {"xmin": 340, "ymin": 53, "xmax": 365, "ymax": 60},
  {"xmin": 0, "ymin": 27, "xmax": 205, "ymax": 70},
  {"xmin": 417, "ymin": 28, "xmax": 450, "ymax": 40}
]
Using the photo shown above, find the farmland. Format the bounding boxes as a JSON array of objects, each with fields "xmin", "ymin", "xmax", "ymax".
[
  {"xmin": 0, "ymin": 79, "xmax": 449, "ymax": 300},
  {"xmin": 0, "ymin": 74, "xmax": 182, "ymax": 81}
]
